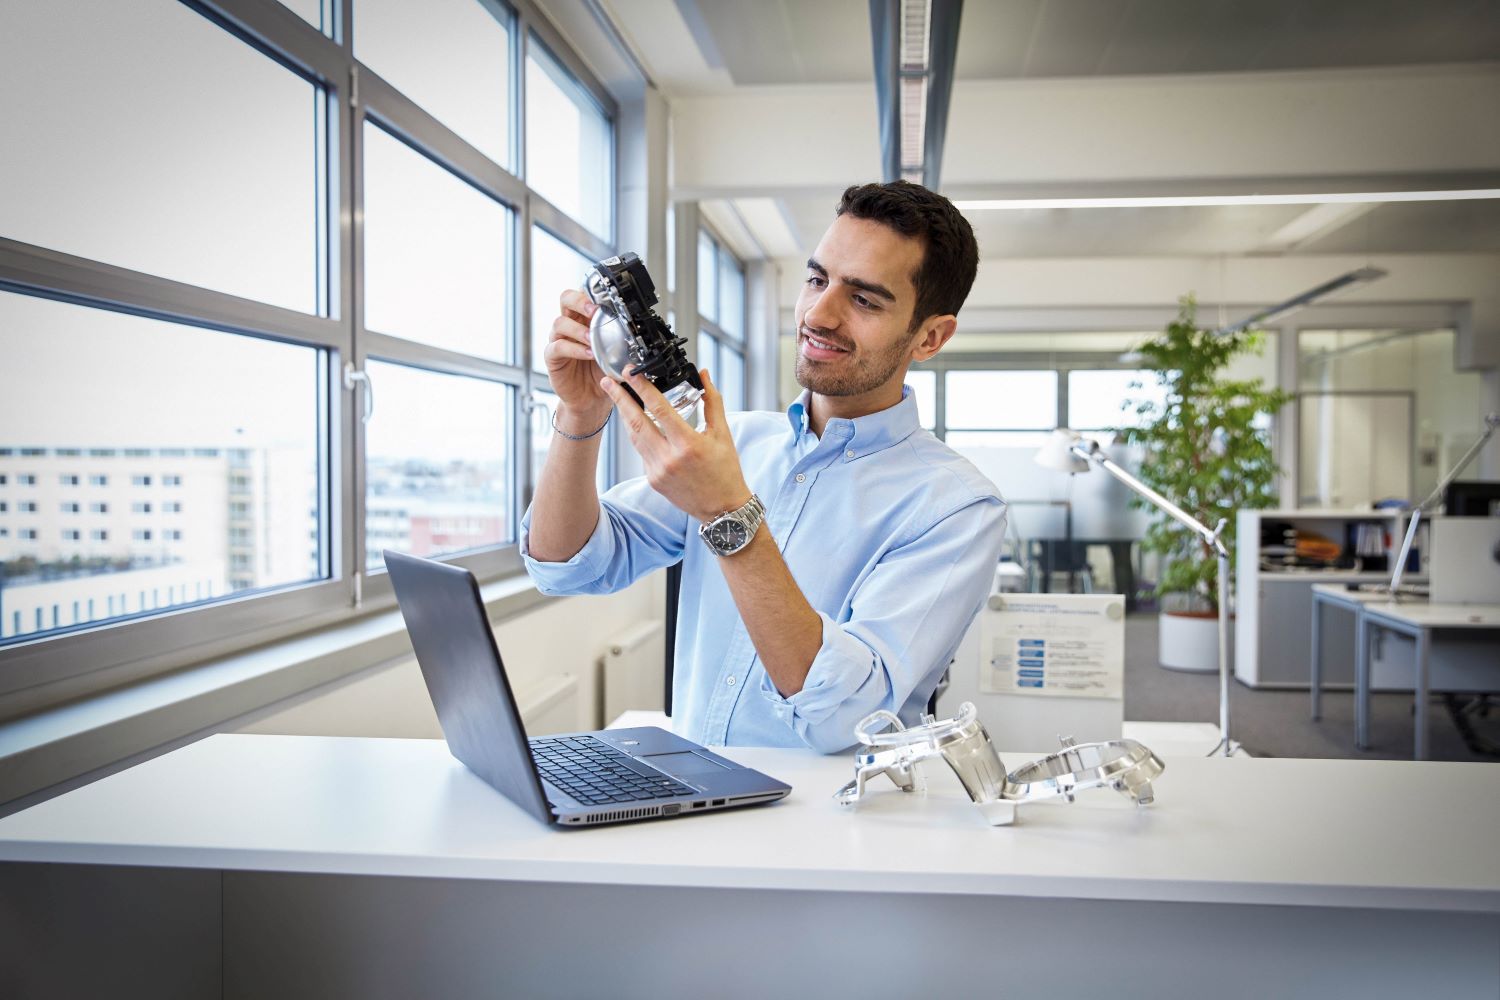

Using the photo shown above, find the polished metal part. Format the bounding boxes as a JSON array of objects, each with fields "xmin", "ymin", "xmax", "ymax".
[
  {"xmin": 834, "ymin": 703, "xmax": 1164, "ymax": 826},
  {"xmin": 584, "ymin": 264, "xmax": 702, "ymax": 420}
]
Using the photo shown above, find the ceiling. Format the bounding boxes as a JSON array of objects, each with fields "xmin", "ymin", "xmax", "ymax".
[
  {"xmin": 602, "ymin": 0, "xmax": 1500, "ymax": 264},
  {"xmin": 677, "ymin": 0, "xmax": 1500, "ymax": 87}
]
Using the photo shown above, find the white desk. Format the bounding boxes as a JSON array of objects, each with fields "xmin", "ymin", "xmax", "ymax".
[
  {"xmin": 1356, "ymin": 601, "xmax": 1500, "ymax": 759},
  {"xmin": 1, "ymin": 734, "xmax": 1498, "ymax": 998},
  {"xmin": 1309, "ymin": 582, "xmax": 1399, "ymax": 722}
]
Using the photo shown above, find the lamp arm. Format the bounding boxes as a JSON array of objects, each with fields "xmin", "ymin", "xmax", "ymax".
[
  {"xmin": 1074, "ymin": 443, "xmax": 1228, "ymax": 557},
  {"xmin": 1389, "ymin": 413, "xmax": 1499, "ymax": 594}
]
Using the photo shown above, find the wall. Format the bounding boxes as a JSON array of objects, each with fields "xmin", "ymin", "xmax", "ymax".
[{"xmin": 238, "ymin": 573, "xmax": 662, "ymax": 739}]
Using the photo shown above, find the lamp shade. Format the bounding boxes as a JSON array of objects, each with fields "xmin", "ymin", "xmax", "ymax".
[{"xmin": 1033, "ymin": 429, "xmax": 1091, "ymax": 473}]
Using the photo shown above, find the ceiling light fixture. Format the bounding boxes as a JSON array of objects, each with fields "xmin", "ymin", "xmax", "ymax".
[
  {"xmin": 952, "ymin": 189, "xmax": 1500, "ymax": 211},
  {"xmin": 871, "ymin": 0, "xmax": 963, "ymax": 189},
  {"xmin": 1214, "ymin": 266, "xmax": 1388, "ymax": 335}
]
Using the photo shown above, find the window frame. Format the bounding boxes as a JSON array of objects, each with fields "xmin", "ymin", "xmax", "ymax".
[{"xmin": 0, "ymin": 0, "xmax": 618, "ymax": 710}]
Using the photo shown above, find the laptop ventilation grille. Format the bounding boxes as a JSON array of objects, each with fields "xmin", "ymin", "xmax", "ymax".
[{"xmin": 585, "ymin": 806, "xmax": 661, "ymax": 824}]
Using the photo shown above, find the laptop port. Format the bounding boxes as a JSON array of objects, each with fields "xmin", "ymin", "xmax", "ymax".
[
  {"xmin": 691, "ymin": 801, "xmax": 705, "ymax": 809},
  {"xmin": 711, "ymin": 798, "xmax": 725, "ymax": 807}
]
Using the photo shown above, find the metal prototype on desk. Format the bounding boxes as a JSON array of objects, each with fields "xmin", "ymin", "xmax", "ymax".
[{"xmin": 833, "ymin": 702, "xmax": 1164, "ymax": 826}]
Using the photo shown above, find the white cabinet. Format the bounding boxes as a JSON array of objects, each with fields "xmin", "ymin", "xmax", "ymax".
[{"xmin": 1234, "ymin": 509, "xmax": 1411, "ymax": 688}]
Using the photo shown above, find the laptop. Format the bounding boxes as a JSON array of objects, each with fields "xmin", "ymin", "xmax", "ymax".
[{"xmin": 384, "ymin": 550, "xmax": 792, "ymax": 827}]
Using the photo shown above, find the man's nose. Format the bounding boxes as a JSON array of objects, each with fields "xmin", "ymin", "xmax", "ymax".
[{"xmin": 801, "ymin": 288, "xmax": 840, "ymax": 332}]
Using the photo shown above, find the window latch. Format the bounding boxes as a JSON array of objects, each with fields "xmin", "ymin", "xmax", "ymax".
[{"xmin": 343, "ymin": 364, "xmax": 374, "ymax": 424}]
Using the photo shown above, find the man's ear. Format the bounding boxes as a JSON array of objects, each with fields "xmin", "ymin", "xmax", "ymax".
[{"xmin": 910, "ymin": 315, "xmax": 958, "ymax": 363}]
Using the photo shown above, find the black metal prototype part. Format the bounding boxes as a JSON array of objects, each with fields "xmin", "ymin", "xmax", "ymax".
[{"xmin": 589, "ymin": 252, "xmax": 703, "ymax": 408}]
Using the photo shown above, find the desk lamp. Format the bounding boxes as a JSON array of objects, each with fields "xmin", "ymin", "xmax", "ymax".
[
  {"xmin": 1035, "ymin": 430, "xmax": 1239, "ymax": 757},
  {"xmin": 1388, "ymin": 413, "xmax": 1500, "ymax": 599}
]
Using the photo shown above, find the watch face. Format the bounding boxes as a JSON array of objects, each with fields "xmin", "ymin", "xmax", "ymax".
[{"xmin": 708, "ymin": 518, "xmax": 749, "ymax": 552}]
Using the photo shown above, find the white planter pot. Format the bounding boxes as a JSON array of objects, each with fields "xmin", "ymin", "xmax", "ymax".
[{"xmin": 1158, "ymin": 611, "xmax": 1234, "ymax": 674}]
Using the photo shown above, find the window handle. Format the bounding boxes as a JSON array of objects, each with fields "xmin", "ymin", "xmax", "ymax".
[{"xmin": 343, "ymin": 364, "xmax": 374, "ymax": 424}]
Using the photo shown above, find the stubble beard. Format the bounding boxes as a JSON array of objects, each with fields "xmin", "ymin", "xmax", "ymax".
[{"xmin": 795, "ymin": 326, "xmax": 919, "ymax": 397}]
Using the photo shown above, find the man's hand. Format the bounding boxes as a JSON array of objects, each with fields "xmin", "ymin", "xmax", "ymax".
[
  {"xmin": 601, "ymin": 368, "xmax": 753, "ymax": 522},
  {"xmin": 546, "ymin": 288, "xmax": 613, "ymax": 432}
]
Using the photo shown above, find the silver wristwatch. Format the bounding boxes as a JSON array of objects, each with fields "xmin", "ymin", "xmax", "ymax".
[{"xmin": 699, "ymin": 494, "xmax": 766, "ymax": 557}]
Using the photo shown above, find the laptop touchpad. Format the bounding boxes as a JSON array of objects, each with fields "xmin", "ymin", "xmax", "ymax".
[{"xmin": 640, "ymin": 751, "xmax": 731, "ymax": 778}]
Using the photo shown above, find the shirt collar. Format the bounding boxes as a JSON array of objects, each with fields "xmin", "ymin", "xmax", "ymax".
[{"xmin": 784, "ymin": 386, "xmax": 922, "ymax": 459}]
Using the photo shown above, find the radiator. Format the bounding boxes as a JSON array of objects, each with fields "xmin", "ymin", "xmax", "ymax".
[
  {"xmin": 601, "ymin": 618, "xmax": 666, "ymax": 726},
  {"xmin": 516, "ymin": 673, "xmax": 580, "ymax": 737}
]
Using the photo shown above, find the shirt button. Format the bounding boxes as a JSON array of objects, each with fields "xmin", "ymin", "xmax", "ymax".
[
  {"xmin": 845, "ymin": 449, "xmax": 856, "ymax": 459},
  {"xmin": 795, "ymin": 473, "xmax": 806, "ymax": 483},
  {"xmin": 726, "ymin": 676, "xmax": 736, "ymax": 686}
]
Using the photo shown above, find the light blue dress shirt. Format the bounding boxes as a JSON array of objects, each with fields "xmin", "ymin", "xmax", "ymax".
[{"xmin": 521, "ymin": 387, "xmax": 1007, "ymax": 753}]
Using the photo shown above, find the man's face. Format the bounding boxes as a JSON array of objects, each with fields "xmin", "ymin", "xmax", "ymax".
[{"xmin": 793, "ymin": 214, "xmax": 927, "ymax": 403}]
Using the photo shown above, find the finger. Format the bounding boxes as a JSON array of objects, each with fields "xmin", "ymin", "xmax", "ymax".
[
  {"xmin": 560, "ymin": 287, "xmax": 597, "ymax": 325},
  {"xmin": 698, "ymin": 368, "xmax": 727, "ymax": 434},
  {"xmin": 544, "ymin": 338, "xmax": 595, "ymax": 365},
  {"xmin": 624, "ymin": 370, "xmax": 693, "ymax": 445},
  {"xmin": 600, "ymin": 377, "xmax": 664, "ymax": 455},
  {"xmin": 550, "ymin": 313, "xmax": 593, "ymax": 349}
]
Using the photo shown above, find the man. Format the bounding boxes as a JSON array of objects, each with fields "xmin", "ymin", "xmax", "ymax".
[{"xmin": 522, "ymin": 181, "xmax": 1006, "ymax": 753}]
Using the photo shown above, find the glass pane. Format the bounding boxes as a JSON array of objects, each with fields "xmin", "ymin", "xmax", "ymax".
[
  {"xmin": 354, "ymin": 0, "xmax": 511, "ymax": 167},
  {"xmin": 720, "ymin": 346, "xmax": 745, "ymax": 412},
  {"xmin": 365, "ymin": 361, "xmax": 511, "ymax": 570},
  {"xmin": 719, "ymin": 252, "xmax": 744, "ymax": 340},
  {"xmin": 697, "ymin": 332, "xmax": 718, "ymax": 376},
  {"xmin": 531, "ymin": 389, "xmax": 609, "ymax": 496},
  {"xmin": 280, "ymin": 0, "xmax": 334, "ymax": 35},
  {"xmin": 945, "ymin": 371, "xmax": 1057, "ymax": 429},
  {"xmin": 696, "ymin": 232, "xmax": 717, "ymax": 320},
  {"xmin": 525, "ymin": 39, "xmax": 611, "ymax": 239},
  {"xmin": 904, "ymin": 370, "xmax": 937, "ymax": 428},
  {"xmin": 531, "ymin": 227, "xmax": 594, "ymax": 373},
  {"xmin": 1068, "ymin": 370, "xmax": 1167, "ymax": 430},
  {"xmin": 945, "ymin": 431, "xmax": 1057, "ymax": 450},
  {"xmin": 363, "ymin": 122, "xmax": 512, "ymax": 361},
  {"xmin": 0, "ymin": 291, "xmax": 324, "ymax": 643},
  {"xmin": 0, "ymin": 0, "xmax": 320, "ymax": 312}
]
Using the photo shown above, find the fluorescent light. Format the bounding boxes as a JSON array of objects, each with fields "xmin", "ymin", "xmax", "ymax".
[
  {"xmin": 1215, "ymin": 267, "xmax": 1387, "ymax": 335},
  {"xmin": 953, "ymin": 189, "xmax": 1500, "ymax": 211}
]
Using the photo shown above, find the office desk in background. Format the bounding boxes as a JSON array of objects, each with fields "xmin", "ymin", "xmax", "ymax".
[
  {"xmin": 1356, "ymin": 601, "xmax": 1500, "ymax": 759},
  {"xmin": 1, "ymin": 734, "xmax": 1498, "ymax": 999}
]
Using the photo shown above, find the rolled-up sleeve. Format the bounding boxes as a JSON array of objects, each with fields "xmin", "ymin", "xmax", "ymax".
[
  {"xmin": 758, "ymin": 497, "xmax": 1008, "ymax": 753},
  {"xmin": 520, "ymin": 476, "xmax": 688, "ymax": 596}
]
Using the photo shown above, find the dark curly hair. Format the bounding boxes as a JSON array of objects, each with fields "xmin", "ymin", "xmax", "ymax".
[{"xmin": 835, "ymin": 180, "xmax": 978, "ymax": 330}]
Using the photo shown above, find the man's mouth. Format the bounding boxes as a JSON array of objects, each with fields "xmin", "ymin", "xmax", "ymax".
[{"xmin": 800, "ymin": 331, "xmax": 851, "ymax": 360}]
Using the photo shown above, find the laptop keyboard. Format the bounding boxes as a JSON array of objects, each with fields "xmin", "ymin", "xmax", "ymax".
[{"xmin": 529, "ymin": 735, "xmax": 698, "ymax": 807}]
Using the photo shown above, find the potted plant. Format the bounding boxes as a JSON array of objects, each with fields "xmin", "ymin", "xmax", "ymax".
[{"xmin": 1118, "ymin": 298, "xmax": 1291, "ymax": 672}]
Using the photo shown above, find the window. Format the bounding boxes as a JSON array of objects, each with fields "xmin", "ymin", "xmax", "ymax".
[
  {"xmin": 696, "ymin": 230, "xmax": 748, "ymax": 411},
  {"xmin": 354, "ymin": 0, "xmax": 512, "ymax": 168},
  {"xmin": 1068, "ymin": 370, "xmax": 1168, "ymax": 431},
  {"xmin": 19, "ymin": 529, "xmax": 38, "ymax": 540},
  {"xmin": 944, "ymin": 370, "xmax": 1059, "ymax": 449},
  {"xmin": 362, "ymin": 122, "xmax": 513, "ymax": 362},
  {"xmin": 61, "ymin": 530, "xmax": 81, "ymax": 541},
  {"xmin": 530, "ymin": 226, "xmax": 594, "ymax": 372},
  {"xmin": 526, "ymin": 38, "xmax": 612, "ymax": 239},
  {"xmin": 364, "ymin": 360, "xmax": 511, "ymax": 571},
  {"xmin": 904, "ymin": 370, "xmax": 937, "ymax": 429},
  {"xmin": 0, "ymin": 289, "xmax": 325, "ymax": 643},
  {"xmin": 19, "ymin": 502, "xmax": 38, "ymax": 513},
  {"xmin": 0, "ymin": 0, "xmax": 322, "ymax": 312},
  {"xmin": 0, "ymin": 503, "xmax": 6, "ymax": 514},
  {"xmin": 0, "ymin": 1, "xmax": 616, "ymax": 696}
]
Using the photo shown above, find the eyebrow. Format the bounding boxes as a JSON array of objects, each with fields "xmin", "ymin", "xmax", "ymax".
[{"xmin": 805, "ymin": 257, "xmax": 898, "ymax": 304}]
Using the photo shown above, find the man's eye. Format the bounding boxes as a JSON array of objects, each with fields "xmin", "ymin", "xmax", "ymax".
[
  {"xmin": 805, "ymin": 274, "xmax": 825, "ymax": 287},
  {"xmin": 853, "ymin": 294, "xmax": 877, "ymax": 309}
]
